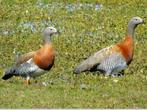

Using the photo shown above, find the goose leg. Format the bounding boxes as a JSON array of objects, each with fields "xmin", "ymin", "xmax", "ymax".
[{"xmin": 25, "ymin": 76, "xmax": 30, "ymax": 85}]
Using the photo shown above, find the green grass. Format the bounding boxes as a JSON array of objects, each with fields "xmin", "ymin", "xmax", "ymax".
[{"xmin": 0, "ymin": 0, "xmax": 147, "ymax": 108}]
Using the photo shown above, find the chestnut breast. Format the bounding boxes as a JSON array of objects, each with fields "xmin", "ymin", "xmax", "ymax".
[
  {"xmin": 117, "ymin": 36, "xmax": 134, "ymax": 63},
  {"xmin": 33, "ymin": 44, "xmax": 55, "ymax": 70}
]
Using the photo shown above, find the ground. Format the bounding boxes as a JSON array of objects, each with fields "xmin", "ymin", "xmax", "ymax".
[{"xmin": 0, "ymin": 0, "xmax": 147, "ymax": 108}]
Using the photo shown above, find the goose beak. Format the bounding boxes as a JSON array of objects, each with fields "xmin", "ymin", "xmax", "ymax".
[
  {"xmin": 141, "ymin": 19, "xmax": 145, "ymax": 24},
  {"xmin": 56, "ymin": 30, "xmax": 60, "ymax": 34}
]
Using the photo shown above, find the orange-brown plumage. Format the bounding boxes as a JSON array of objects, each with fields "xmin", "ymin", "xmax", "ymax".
[
  {"xmin": 74, "ymin": 17, "xmax": 144, "ymax": 76},
  {"xmin": 2, "ymin": 27, "xmax": 58, "ymax": 83},
  {"xmin": 117, "ymin": 36, "xmax": 133, "ymax": 63},
  {"xmin": 33, "ymin": 43, "xmax": 55, "ymax": 70}
]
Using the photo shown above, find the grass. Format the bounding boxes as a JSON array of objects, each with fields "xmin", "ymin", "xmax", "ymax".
[{"xmin": 0, "ymin": 0, "xmax": 147, "ymax": 108}]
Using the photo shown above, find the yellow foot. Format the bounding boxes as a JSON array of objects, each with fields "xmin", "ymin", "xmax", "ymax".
[
  {"xmin": 24, "ymin": 76, "xmax": 30, "ymax": 85},
  {"xmin": 24, "ymin": 80, "xmax": 30, "ymax": 85}
]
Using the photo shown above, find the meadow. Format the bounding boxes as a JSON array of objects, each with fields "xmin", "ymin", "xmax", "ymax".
[{"xmin": 0, "ymin": 0, "xmax": 146, "ymax": 108}]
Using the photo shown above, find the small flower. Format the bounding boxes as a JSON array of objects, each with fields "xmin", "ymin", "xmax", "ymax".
[
  {"xmin": 42, "ymin": 82, "xmax": 48, "ymax": 86},
  {"xmin": 26, "ymin": 10, "xmax": 29, "ymax": 14},
  {"xmin": 113, "ymin": 79, "xmax": 118, "ymax": 83}
]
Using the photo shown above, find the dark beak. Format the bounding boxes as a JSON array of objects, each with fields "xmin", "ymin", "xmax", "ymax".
[
  {"xmin": 56, "ymin": 30, "xmax": 60, "ymax": 34},
  {"xmin": 143, "ymin": 20, "xmax": 145, "ymax": 24},
  {"xmin": 141, "ymin": 19, "xmax": 145, "ymax": 24}
]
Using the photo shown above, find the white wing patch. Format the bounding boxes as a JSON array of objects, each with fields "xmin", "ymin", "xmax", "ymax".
[{"xmin": 18, "ymin": 58, "xmax": 45, "ymax": 78}]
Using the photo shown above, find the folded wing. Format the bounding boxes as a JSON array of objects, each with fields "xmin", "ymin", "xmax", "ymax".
[{"xmin": 74, "ymin": 45, "xmax": 120, "ymax": 73}]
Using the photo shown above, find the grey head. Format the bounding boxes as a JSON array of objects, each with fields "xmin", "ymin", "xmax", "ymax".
[
  {"xmin": 127, "ymin": 17, "xmax": 144, "ymax": 37},
  {"xmin": 42, "ymin": 27, "xmax": 58, "ymax": 44}
]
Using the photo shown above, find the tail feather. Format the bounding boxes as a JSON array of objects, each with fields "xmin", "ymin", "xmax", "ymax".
[
  {"xmin": 2, "ymin": 67, "xmax": 16, "ymax": 80},
  {"xmin": 73, "ymin": 61, "xmax": 91, "ymax": 74},
  {"xmin": 74, "ymin": 56, "xmax": 101, "ymax": 74},
  {"xmin": 73, "ymin": 67, "xmax": 81, "ymax": 74}
]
